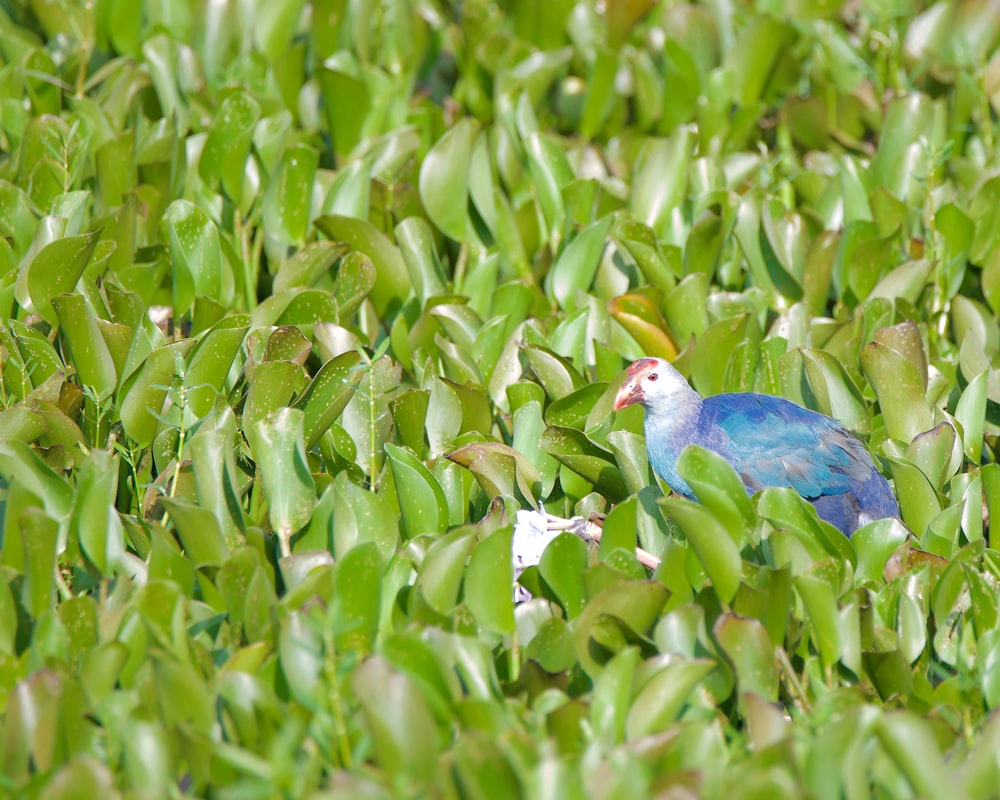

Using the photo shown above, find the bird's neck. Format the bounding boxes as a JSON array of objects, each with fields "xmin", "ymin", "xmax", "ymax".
[{"xmin": 643, "ymin": 387, "xmax": 703, "ymax": 497}]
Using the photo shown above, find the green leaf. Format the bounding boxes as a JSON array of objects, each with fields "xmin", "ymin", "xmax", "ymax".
[
  {"xmin": 713, "ymin": 613, "xmax": 778, "ymax": 702},
  {"xmin": 539, "ymin": 532, "xmax": 589, "ymax": 619},
  {"xmin": 547, "ymin": 214, "xmax": 615, "ymax": 311},
  {"xmin": 419, "ymin": 118, "xmax": 478, "ymax": 242},
  {"xmin": 414, "ymin": 527, "xmax": 476, "ymax": 614},
  {"xmin": 262, "ymin": 143, "xmax": 318, "ymax": 247},
  {"xmin": 17, "ymin": 230, "xmax": 100, "ymax": 325},
  {"xmin": 353, "ymin": 657, "xmax": 440, "ymax": 790},
  {"xmin": 385, "ymin": 443, "xmax": 450, "ymax": 538},
  {"xmin": 247, "ymin": 407, "xmax": 316, "ymax": 555},
  {"xmin": 52, "ymin": 293, "xmax": 117, "ymax": 401},
  {"xmin": 20, "ymin": 509, "xmax": 58, "ymax": 618},
  {"xmin": 465, "ymin": 526, "xmax": 516, "ymax": 635},
  {"xmin": 333, "ymin": 542, "xmax": 381, "ymax": 655},
  {"xmin": 660, "ymin": 496, "xmax": 743, "ymax": 605},
  {"xmin": 314, "ymin": 214, "xmax": 410, "ymax": 318},
  {"xmin": 676, "ymin": 445, "xmax": 756, "ymax": 549},
  {"xmin": 71, "ymin": 450, "xmax": 124, "ymax": 577},
  {"xmin": 294, "ymin": 350, "xmax": 361, "ymax": 448},
  {"xmin": 166, "ymin": 199, "xmax": 226, "ymax": 317},
  {"xmin": 119, "ymin": 341, "xmax": 192, "ymax": 447}
]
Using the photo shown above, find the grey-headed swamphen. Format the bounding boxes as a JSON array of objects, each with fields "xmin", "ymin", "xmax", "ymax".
[{"xmin": 613, "ymin": 357, "xmax": 899, "ymax": 536}]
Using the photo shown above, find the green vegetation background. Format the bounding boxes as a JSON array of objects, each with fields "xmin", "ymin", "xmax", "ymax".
[{"xmin": 2, "ymin": 0, "xmax": 1000, "ymax": 796}]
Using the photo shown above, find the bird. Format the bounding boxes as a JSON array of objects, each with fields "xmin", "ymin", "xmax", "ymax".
[{"xmin": 613, "ymin": 357, "xmax": 899, "ymax": 536}]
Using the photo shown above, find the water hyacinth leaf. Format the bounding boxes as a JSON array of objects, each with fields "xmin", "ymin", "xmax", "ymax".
[
  {"xmin": 160, "ymin": 497, "xmax": 230, "ymax": 568},
  {"xmin": 590, "ymin": 646, "xmax": 639, "ymax": 747},
  {"xmin": 262, "ymin": 143, "xmax": 318, "ymax": 248},
  {"xmin": 906, "ymin": 422, "xmax": 960, "ymax": 492},
  {"xmin": 183, "ymin": 314, "xmax": 249, "ymax": 418},
  {"xmin": 333, "ymin": 252, "xmax": 377, "ymax": 320},
  {"xmin": 20, "ymin": 509, "xmax": 58, "ymax": 619},
  {"xmin": 0, "ymin": 440, "xmax": 74, "ymax": 533},
  {"xmin": 247, "ymin": 407, "xmax": 316, "ymax": 555},
  {"xmin": 323, "ymin": 157, "xmax": 372, "ymax": 219},
  {"xmin": 17, "ymin": 230, "xmax": 99, "ymax": 324},
  {"xmin": 166, "ymin": 200, "xmax": 227, "ymax": 317},
  {"xmin": 875, "ymin": 321, "xmax": 928, "ymax": 388},
  {"xmin": 419, "ymin": 118, "xmax": 477, "ymax": 242},
  {"xmin": 713, "ymin": 613, "xmax": 778, "ymax": 702},
  {"xmin": 955, "ymin": 370, "xmax": 987, "ymax": 462},
  {"xmin": 446, "ymin": 441, "xmax": 540, "ymax": 506},
  {"xmin": 545, "ymin": 383, "xmax": 608, "ymax": 430},
  {"xmin": 871, "ymin": 94, "xmax": 935, "ymax": 201},
  {"xmin": 119, "ymin": 341, "xmax": 193, "ymax": 446},
  {"xmin": 547, "ymin": 214, "xmax": 615, "ymax": 311},
  {"xmin": 608, "ymin": 293, "xmax": 680, "ymax": 360},
  {"xmin": 539, "ymin": 532, "xmax": 589, "ymax": 619},
  {"xmin": 800, "ymin": 348, "xmax": 869, "ymax": 430},
  {"xmin": 293, "ymin": 350, "xmax": 361, "ymax": 448},
  {"xmin": 886, "ymin": 457, "xmax": 941, "ymax": 536},
  {"xmin": 794, "ymin": 570, "xmax": 843, "ymax": 669},
  {"xmin": 860, "ymin": 341, "xmax": 934, "ymax": 445},
  {"xmin": 353, "ymin": 657, "xmax": 440, "ymax": 790},
  {"xmin": 875, "ymin": 712, "xmax": 951, "ymax": 799},
  {"xmin": 52, "ymin": 293, "xmax": 117, "ymax": 401},
  {"xmin": 690, "ymin": 314, "xmax": 756, "ymax": 397},
  {"xmin": 631, "ymin": 130, "xmax": 694, "ymax": 243},
  {"xmin": 522, "ymin": 345, "xmax": 584, "ymax": 400},
  {"xmin": 758, "ymin": 488, "xmax": 856, "ymax": 567},
  {"xmin": 661, "ymin": 496, "xmax": 742, "ymax": 605},
  {"xmin": 243, "ymin": 360, "xmax": 299, "ymax": 427},
  {"xmin": 199, "ymin": 90, "xmax": 261, "ymax": 202},
  {"xmin": 573, "ymin": 581, "xmax": 670, "ymax": 677},
  {"xmin": 465, "ymin": 526, "xmax": 515, "ymax": 635},
  {"xmin": 71, "ymin": 450, "xmax": 124, "ymax": 577},
  {"xmin": 333, "ymin": 541, "xmax": 381, "ymax": 655},
  {"xmin": 314, "ymin": 214, "xmax": 410, "ymax": 317},
  {"xmin": 626, "ymin": 659, "xmax": 718, "ymax": 740},
  {"xmin": 386, "ymin": 443, "xmax": 449, "ymax": 538},
  {"xmin": 541, "ymin": 427, "xmax": 629, "ymax": 502},
  {"xmin": 676, "ymin": 445, "xmax": 756, "ymax": 548},
  {"xmin": 272, "ymin": 241, "xmax": 347, "ymax": 294},
  {"xmin": 414, "ymin": 528, "xmax": 476, "ymax": 614}
]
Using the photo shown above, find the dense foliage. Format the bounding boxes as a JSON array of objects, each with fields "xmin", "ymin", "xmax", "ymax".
[{"xmin": 3, "ymin": 0, "xmax": 1000, "ymax": 796}]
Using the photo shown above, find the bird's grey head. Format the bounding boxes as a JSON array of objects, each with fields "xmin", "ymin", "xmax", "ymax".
[{"xmin": 613, "ymin": 357, "xmax": 692, "ymax": 412}]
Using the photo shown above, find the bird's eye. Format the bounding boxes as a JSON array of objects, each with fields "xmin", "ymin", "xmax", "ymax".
[{"xmin": 648, "ymin": 372, "xmax": 658, "ymax": 382}]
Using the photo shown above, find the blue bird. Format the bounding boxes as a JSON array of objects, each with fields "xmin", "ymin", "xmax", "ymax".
[{"xmin": 613, "ymin": 358, "xmax": 899, "ymax": 536}]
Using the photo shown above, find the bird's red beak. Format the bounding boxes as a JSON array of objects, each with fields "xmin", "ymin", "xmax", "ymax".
[
  {"xmin": 613, "ymin": 377, "xmax": 643, "ymax": 410},
  {"xmin": 613, "ymin": 358, "xmax": 659, "ymax": 410}
]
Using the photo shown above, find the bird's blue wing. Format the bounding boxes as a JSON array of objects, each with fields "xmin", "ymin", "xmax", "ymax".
[{"xmin": 699, "ymin": 394, "xmax": 872, "ymax": 499}]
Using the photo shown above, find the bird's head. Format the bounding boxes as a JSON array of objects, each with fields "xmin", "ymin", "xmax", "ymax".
[{"xmin": 613, "ymin": 357, "xmax": 688, "ymax": 411}]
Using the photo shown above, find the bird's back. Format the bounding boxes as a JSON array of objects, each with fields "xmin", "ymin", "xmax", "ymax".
[{"xmin": 695, "ymin": 393, "xmax": 898, "ymax": 535}]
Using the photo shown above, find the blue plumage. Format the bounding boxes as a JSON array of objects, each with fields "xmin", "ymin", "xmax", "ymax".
[{"xmin": 613, "ymin": 358, "xmax": 899, "ymax": 536}]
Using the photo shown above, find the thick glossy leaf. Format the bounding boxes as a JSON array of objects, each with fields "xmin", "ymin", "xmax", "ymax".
[
  {"xmin": 386, "ymin": 443, "xmax": 449, "ymax": 538},
  {"xmin": 52, "ymin": 293, "xmax": 117, "ymax": 401},
  {"xmin": 314, "ymin": 214, "xmax": 410, "ymax": 317},
  {"xmin": 661, "ymin": 496, "xmax": 742, "ymax": 605},
  {"xmin": 547, "ymin": 214, "xmax": 615, "ymax": 311},
  {"xmin": 465, "ymin": 526, "xmax": 515, "ymax": 635},
  {"xmin": 166, "ymin": 200, "xmax": 226, "ymax": 316},
  {"xmin": 293, "ymin": 350, "xmax": 361, "ymax": 448},
  {"xmin": 16, "ymin": 230, "xmax": 99, "ymax": 324},
  {"xmin": 71, "ymin": 450, "xmax": 124, "ymax": 577},
  {"xmin": 713, "ymin": 614, "xmax": 778, "ymax": 702},
  {"xmin": 354, "ymin": 658, "xmax": 440, "ymax": 790},
  {"xmin": 676, "ymin": 445, "xmax": 756, "ymax": 548},
  {"xmin": 247, "ymin": 407, "xmax": 316, "ymax": 555},
  {"xmin": 419, "ymin": 118, "xmax": 477, "ymax": 241},
  {"xmin": 262, "ymin": 143, "xmax": 318, "ymax": 247}
]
